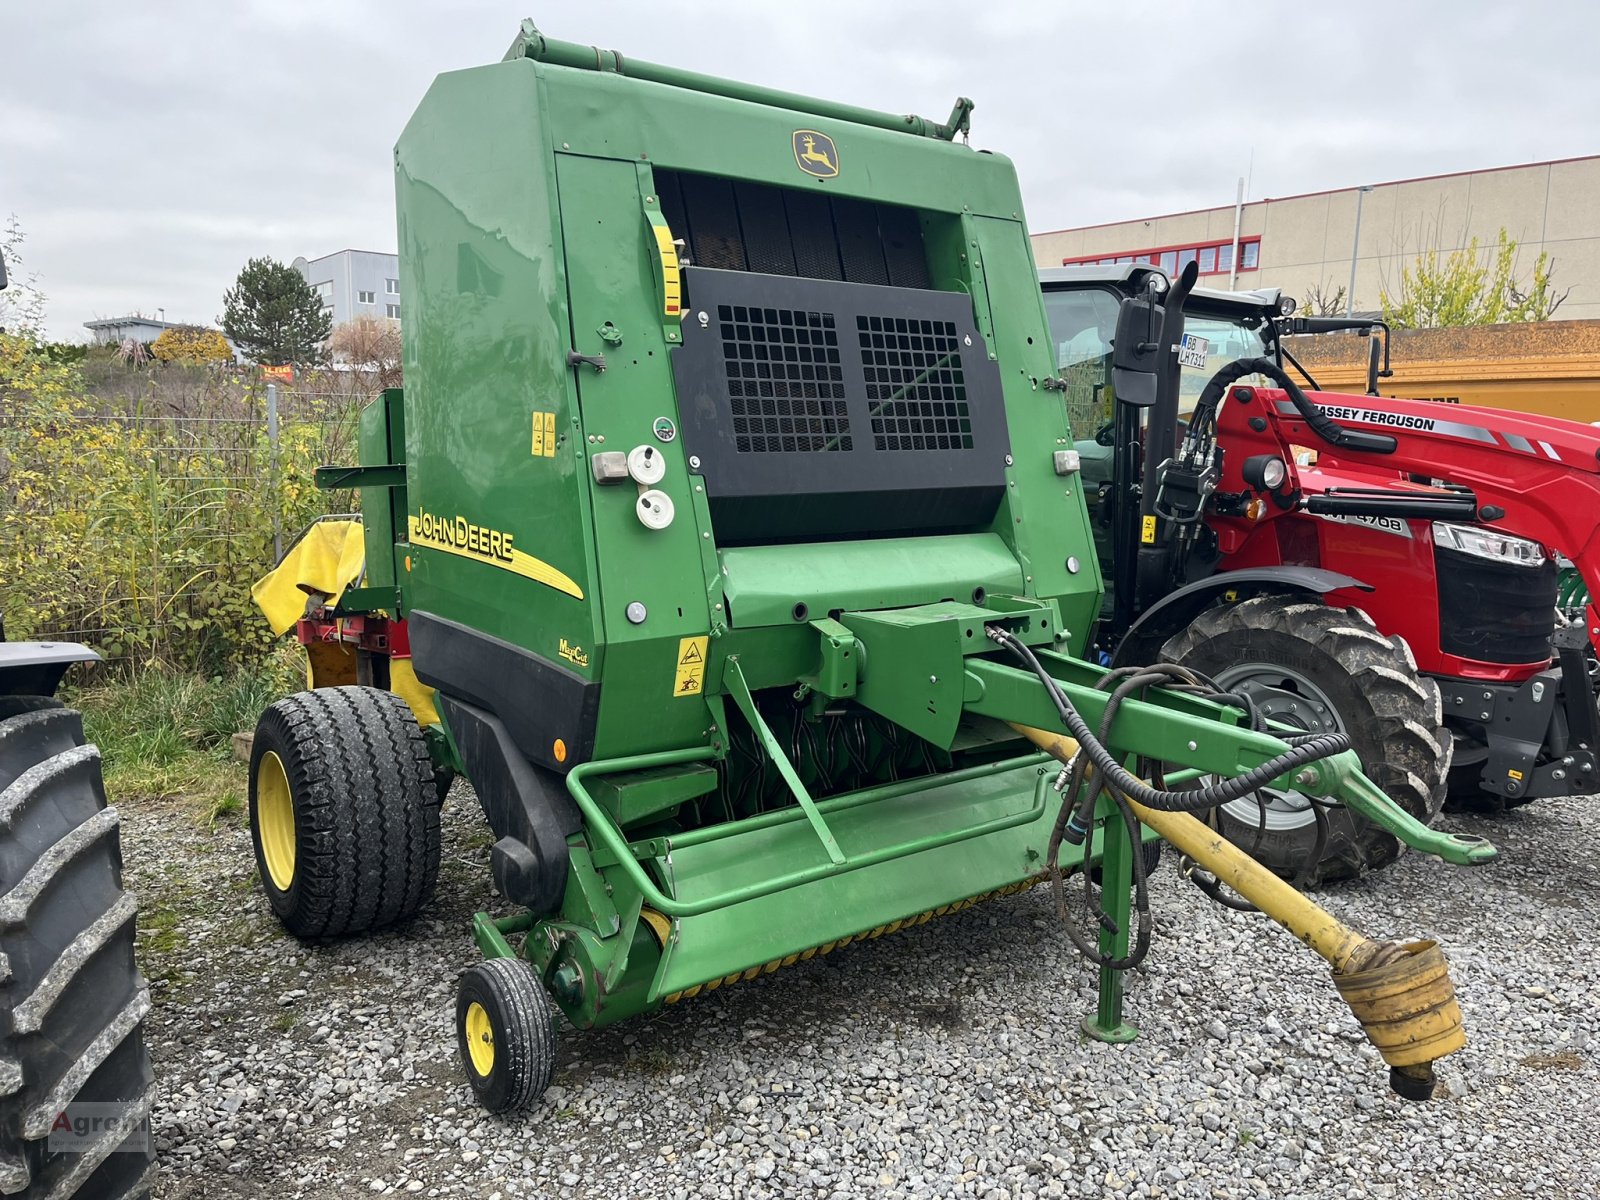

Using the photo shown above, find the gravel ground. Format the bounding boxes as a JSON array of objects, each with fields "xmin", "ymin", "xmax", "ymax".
[{"xmin": 123, "ymin": 785, "xmax": 1600, "ymax": 1200}]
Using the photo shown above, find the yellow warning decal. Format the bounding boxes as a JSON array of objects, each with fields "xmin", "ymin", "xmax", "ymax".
[
  {"xmin": 1141, "ymin": 515, "xmax": 1157, "ymax": 545},
  {"xmin": 531, "ymin": 410, "xmax": 557, "ymax": 457},
  {"xmin": 647, "ymin": 212, "xmax": 682, "ymax": 319},
  {"xmin": 673, "ymin": 636, "xmax": 708, "ymax": 698},
  {"xmin": 1508, "ymin": 768, "xmax": 1524, "ymax": 781},
  {"xmin": 408, "ymin": 509, "xmax": 584, "ymax": 600}
]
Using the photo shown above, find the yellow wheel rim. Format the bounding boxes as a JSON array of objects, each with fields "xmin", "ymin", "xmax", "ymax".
[
  {"xmin": 464, "ymin": 1001, "xmax": 495, "ymax": 1076},
  {"xmin": 256, "ymin": 750, "xmax": 297, "ymax": 892}
]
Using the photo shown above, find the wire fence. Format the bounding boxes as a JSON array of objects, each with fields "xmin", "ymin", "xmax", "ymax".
[{"xmin": 2, "ymin": 380, "xmax": 369, "ymax": 668}]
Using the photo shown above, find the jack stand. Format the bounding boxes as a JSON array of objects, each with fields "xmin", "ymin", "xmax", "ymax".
[{"xmin": 1083, "ymin": 789, "xmax": 1139, "ymax": 1044}]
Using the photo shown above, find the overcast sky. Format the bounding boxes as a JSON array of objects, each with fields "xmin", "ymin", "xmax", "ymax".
[{"xmin": 6, "ymin": 1, "xmax": 1597, "ymax": 340}]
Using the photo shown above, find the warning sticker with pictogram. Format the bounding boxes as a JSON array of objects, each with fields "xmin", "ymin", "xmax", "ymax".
[{"xmin": 672, "ymin": 636, "xmax": 709, "ymax": 697}]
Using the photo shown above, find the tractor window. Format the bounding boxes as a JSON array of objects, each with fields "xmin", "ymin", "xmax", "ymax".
[
  {"xmin": 1041, "ymin": 287, "xmax": 1120, "ymax": 438},
  {"xmin": 1174, "ymin": 315, "xmax": 1269, "ymax": 414},
  {"xmin": 1042, "ymin": 288, "xmax": 1271, "ymax": 432}
]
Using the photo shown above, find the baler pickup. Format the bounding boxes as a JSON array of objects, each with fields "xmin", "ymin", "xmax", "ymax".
[{"xmin": 529, "ymin": 602, "xmax": 1489, "ymax": 1097}]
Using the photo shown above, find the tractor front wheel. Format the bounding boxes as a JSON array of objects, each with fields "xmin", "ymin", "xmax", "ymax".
[
  {"xmin": 455, "ymin": 957, "xmax": 556, "ymax": 1112},
  {"xmin": 1159, "ymin": 597, "xmax": 1449, "ymax": 886},
  {"xmin": 249, "ymin": 686, "xmax": 440, "ymax": 939}
]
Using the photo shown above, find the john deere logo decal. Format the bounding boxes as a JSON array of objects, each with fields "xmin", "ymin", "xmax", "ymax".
[{"xmin": 793, "ymin": 130, "xmax": 839, "ymax": 178}]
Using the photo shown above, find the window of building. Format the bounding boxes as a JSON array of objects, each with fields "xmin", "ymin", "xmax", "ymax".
[
  {"xmin": 386, "ymin": 278, "xmax": 399, "ymax": 295},
  {"xmin": 357, "ymin": 289, "xmax": 375, "ymax": 304},
  {"xmin": 387, "ymin": 304, "xmax": 401, "ymax": 319},
  {"xmin": 1063, "ymin": 237, "xmax": 1261, "ymax": 276},
  {"xmin": 314, "ymin": 280, "xmax": 333, "ymax": 298}
]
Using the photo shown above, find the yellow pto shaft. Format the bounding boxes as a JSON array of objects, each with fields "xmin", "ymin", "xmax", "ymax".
[{"xmin": 1011, "ymin": 724, "xmax": 1467, "ymax": 1100}]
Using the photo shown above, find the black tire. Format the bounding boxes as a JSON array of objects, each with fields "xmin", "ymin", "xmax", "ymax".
[
  {"xmin": 1159, "ymin": 597, "xmax": 1450, "ymax": 886},
  {"xmin": 455, "ymin": 957, "xmax": 556, "ymax": 1113},
  {"xmin": 249, "ymin": 686, "xmax": 440, "ymax": 939},
  {"xmin": 1089, "ymin": 836, "xmax": 1163, "ymax": 884},
  {"xmin": 0, "ymin": 698, "xmax": 155, "ymax": 1198}
]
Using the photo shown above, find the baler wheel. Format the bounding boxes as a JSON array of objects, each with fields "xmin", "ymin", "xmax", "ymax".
[
  {"xmin": 0, "ymin": 698, "xmax": 155, "ymax": 1198},
  {"xmin": 249, "ymin": 686, "xmax": 440, "ymax": 939},
  {"xmin": 1089, "ymin": 837, "xmax": 1163, "ymax": 884},
  {"xmin": 455, "ymin": 957, "xmax": 556, "ymax": 1112},
  {"xmin": 1160, "ymin": 597, "xmax": 1449, "ymax": 886}
]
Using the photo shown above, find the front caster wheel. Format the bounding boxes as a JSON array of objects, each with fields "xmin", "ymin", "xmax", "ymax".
[{"xmin": 456, "ymin": 957, "xmax": 556, "ymax": 1112}]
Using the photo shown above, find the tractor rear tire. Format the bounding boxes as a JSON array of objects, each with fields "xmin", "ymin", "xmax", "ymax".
[
  {"xmin": 455, "ymin": 957, "xmax": 556, "ymax": 1113},
  {"xmin": 249, "ymin": 686, "xmax": 440, "ymax": 939},
  {"xmin": 0, "ymin": 699, "xmax": 155, "ymax": 1199},
  {"xmin": 1159, "ymin": 597, "xmax": 1450, "ymax": 886}
]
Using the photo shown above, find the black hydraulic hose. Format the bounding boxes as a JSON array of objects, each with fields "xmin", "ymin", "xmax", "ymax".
[
  {"xmin": 989, "ymin": 627, "xmax": 1350, "ymax": 812},
  {"xmin": 1196, "ymin": 355, "xmax": 1396, "ymax": 453}
]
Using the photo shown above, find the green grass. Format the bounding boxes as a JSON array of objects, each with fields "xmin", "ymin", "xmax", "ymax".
[{"xmin": 71, "ymin": 649, "xmax": 303, "ymax": 815}]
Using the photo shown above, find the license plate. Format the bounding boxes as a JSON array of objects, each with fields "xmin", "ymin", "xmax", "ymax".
[{"xmin": 1176, "ymin": 333, "xmax": 1210, "ymax": 370}]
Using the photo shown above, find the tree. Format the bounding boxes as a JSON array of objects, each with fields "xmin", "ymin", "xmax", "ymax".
[
  {"xmin": 327, "ymin": 313, "xmax": 402, "ymax": 388},
  {"xmin": 1381, "ymin": 227, "xmax": 1568, "ymax": 329},
  {"xmin": 1300, "ymin": 280, "xmax": 1347, "ymax": 317},
  {"xmin": 220, "ymin": 257, "xmax": 331, "ymax": 365},
  {"xmin": 151, "ymin": 324, "xmax": 234, "ymax": 366},
  {"xmin": 0, "ymin": 215, "xmax": 47, "ymax": 336}
]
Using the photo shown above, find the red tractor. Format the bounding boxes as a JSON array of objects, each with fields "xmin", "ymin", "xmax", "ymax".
[{"xmin": 1040, "ymin": 261, "xmax": 1599, "ymax": 884}]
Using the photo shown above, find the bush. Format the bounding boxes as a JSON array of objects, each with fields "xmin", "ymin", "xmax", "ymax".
[
  {"xmin": 0, "ymin": 332, "xmax": 360, "ymax": 670},
  {"xmin": 74, "ymin": 648, "xmax": 306, "ymax": 807},
  {"xmin": 151, "ymin": 325, "xmax": 234, "ymax": 366}
]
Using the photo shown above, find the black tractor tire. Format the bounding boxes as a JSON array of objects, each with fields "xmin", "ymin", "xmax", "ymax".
[
  {"xmin": 1159, "ymin": 597, "xmax": 1450, "ymax": 886},
  {"xmin": 455, "ymin": 957, "xmax": 556, "ymax": 1113},
  {"xmin": 0, "ymin": 698, "xmax": 155, "ymax": 1198},
  {"xmin": 249, "ymin": 686, "xmax": 440, "ymax": 940}
]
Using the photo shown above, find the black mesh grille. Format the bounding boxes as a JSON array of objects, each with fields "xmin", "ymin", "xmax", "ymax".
[
  {"xmin": 834, "ymin": 197, "xmax": 892, "ymax": 286},
  {"xmin": 679, "ymin": 173, "xmax": 746, "ymax": 270},
  {"xmin": 736, "ymin": 181, "xmax": 798, "ymax": 276},
  {"xmin": 670, "ymin": 267, "xmax": 1009, "ymax": 541},
  {"xmin": 655, "ymin": 169, "xmax": 930, "ymax": 289},
  {"xmin": 1435, "ymin": 546, "xmax": 1557, "ymax": 664},
  {"xmin": 785, "ymin": 190, "xmax": 845, "ymax": 281},
  {"xmin": 857, "ymin": 316, "xmax": 972, "ymax": 451},
  {"xmin": 720, "ymin": 304, "xmax": 851, "ymax": 454}
]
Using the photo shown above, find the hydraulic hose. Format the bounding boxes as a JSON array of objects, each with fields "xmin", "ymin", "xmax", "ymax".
[
  {"xmin": 1195, "ymin": 356, "xmax": 1397, "ymax": 454},
  {"xmin": 987, "ymin": 627, "xmax": 1350, "ymax": 813}
]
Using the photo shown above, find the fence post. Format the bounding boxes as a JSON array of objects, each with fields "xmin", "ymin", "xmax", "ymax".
[{"xmin": 267, "ymin": 382, "xmax": 282, "ymax": 560}]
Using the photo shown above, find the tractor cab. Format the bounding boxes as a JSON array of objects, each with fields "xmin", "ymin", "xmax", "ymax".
[
  {"xmin": 1039, "ymin": 264, "xmax": 1388, "ymax": 639},
  {"xmin": 1041, "ymin": 264, "xmax": 1284, "ymax": 630},
  {"xmin": 1042, "ymin": 263, "xmax": 1279, "ymax": 439}
]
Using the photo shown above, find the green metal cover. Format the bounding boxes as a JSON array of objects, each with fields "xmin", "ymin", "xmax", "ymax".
[{"xmin": 719, "ymin": 534, "xmax": 1024, "ymax": 627}]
